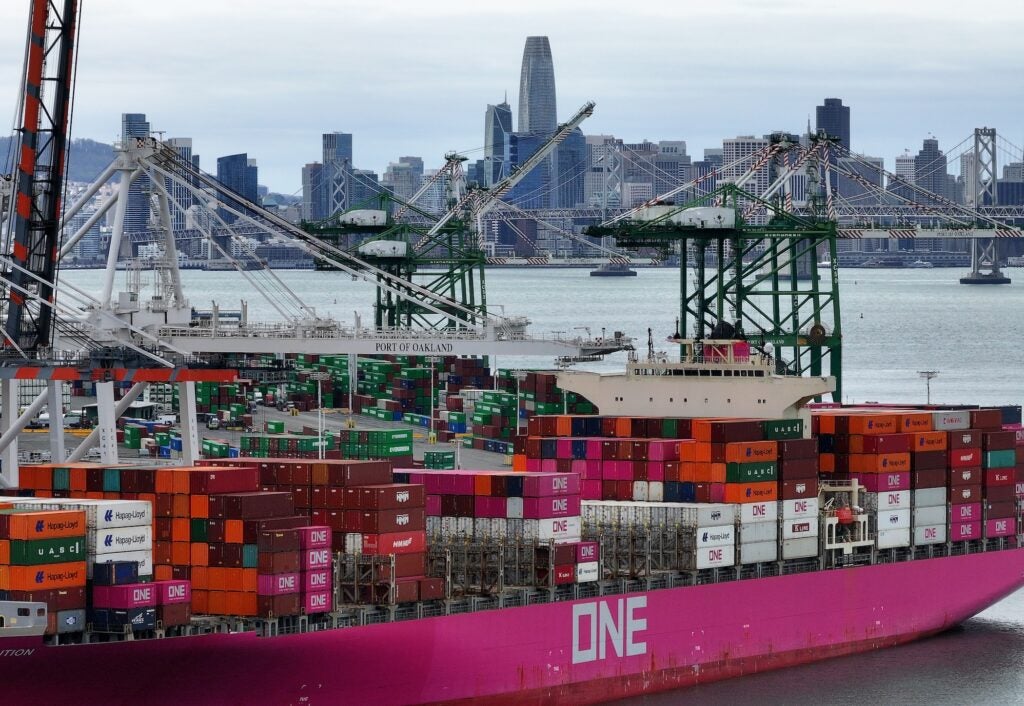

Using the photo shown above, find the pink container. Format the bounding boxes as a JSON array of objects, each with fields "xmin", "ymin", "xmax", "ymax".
[
  {"xmin": 258, "ymin": 573, "xmax": 300, "ymax": 596},
  {"xmin": 452, "ymin": 474, "xmax": 475, "ymax": 496},
  {"xmin": 586, "ymin": 440, "xmax": 603, "ymax": 459},
  {"xmin": 951, "ymin": 502, "xmax": 982, "ymax": 523},
  {"xmin": 426, "ymin": 495, "xmax": 442, "ymax": 516},
  {"xmin": 985, "ymin": 517, "xmax": 1016, "ymax": 538},
  {"xmin": 92, "ymin": 583, "xmax": 157, "ymax": 609},
  {"xmin": 581, "ymin": 480, "xmax": 602, "ymax": 500},
  {"xmin": 296, "ymin": 526, "xmax": 331, "ymax": 550},
  {"xmin": 570, "ymin": 460, "xmax": 587, "ymax": 476},
  {"xmin": 614, "ymin": 461, "xmax": 633, "ymax": 481},
  {"xmin": 525, "ymin": 458, "xmax": 542, "ymax": 472},
  {"xmin": 154, "ymin": 580, "xmax": 191, "ymax": 605},
  {"xmin": 950, "ymin": 520, "xmax": 982, "ymax": 541},
  {"xmin": 648, "ymin": 440, "xmax": 679, "ymax": 462},
  {"xmin": 523, "ymin": 495, "xmax": 581, "ymax": 520},
  {"xmin": 856, "ymin": 472, "xmax": 910, "ymax": 492},
  {"xmin": 523, "ymin": 473, "xmax": 580, "ymax": 497},
  {"xmin": 710, "ymin": 483, "xmax": 725, "ymax": 503},
  {"xmin": 304, "ymin": 590, "xmax": 332, "ymax": 614},
  {"xmin": 302, "ymin": 548, "xmax": 331, "ymax": 571},
  {"xmin": 576, "ymin": 541, "xmax": 599, "ymax": 563},
  {"xmin": 303, "ymin": 569, "xmax": 331, "ymax": 593},
  {"xmin": 540, "ymin": 459, "xmax": 558, "ymax": 473},
  {"xmin": 582, "ymin": 460, "xmax": 601, "ymax": 480},
  {"xmin": 646, "ymin": 462, "xmax": 665, "ymax": 482},
  {"xmin": 556, "ymin": 439, "xmax": 572, "ymax": 459},
  {"xmin": 474, "ymin": 496, "xmax": 507, "ymax": 519}
]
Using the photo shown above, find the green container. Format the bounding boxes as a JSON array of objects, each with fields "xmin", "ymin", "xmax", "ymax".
[
  {"xmin": 726, "ymin": 461, "xmax": 778, "ymax": 483},
  {"xmin": 760, "ymin": 418, "xmax": 804, "ymax": 440},
  {"xmin": 190, "ymin": 519, "xmax": 208, "ymax": 542},
  {"xmin": 266, "ymin": 420, "xmax": 285, "ymax": 434},
  {"xmin": 242, "ymin": 544, "xmax": 259, "ymax": 568},
  {"xmin": 984, "ymin": 449, "xmax": 1017, "ymax": 469},
  {"xmin": 103, "ymin": 468, "xmax": 121, "ymax": 492},
  {"xmin": 8, "ymin": 536, "xmax": 86, "ymax": 565},
  {"xmin": 51, "ymin": 467, "xmax": 70, "ymax": 491}
]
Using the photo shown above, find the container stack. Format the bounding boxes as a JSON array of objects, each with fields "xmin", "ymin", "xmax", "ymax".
[
  {"xmin": 939, "ymin": 412, "xmax": 985, "ymax": 543},
  {"xmin": 0, "ymin": 505, "xmax": 89, "ymax": 635},
  {"xmin": 296, "ymin": 527, "xmax": 333, "ymax": 614},
  {"xmin": 977, "ymin": 410, "xmax": 1017, "ymax": 540},
  {"xmin": 396, "ymin": 469, "xmax": 582, "ymax": 545}
]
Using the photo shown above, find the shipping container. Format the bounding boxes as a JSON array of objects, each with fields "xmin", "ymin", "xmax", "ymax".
[
  {"xmin": 739, "ymin": 521, "xmax": 777, "ymax": 544},
  {"xmin": 781, "ymin": 518, "xmax": 818, "ymax": 540},
  {"xmin": 912, "ymin": 487, "xmax": 947, "ymax": 508},
  {"xmin": 738, "ymin": 540, "xmax": 778, "ymax": 564},
  {"xmin": 912, "ymin": 523, "xmax": 946, "ymax": 545},
  {"xmin": 781, "ymin": 536, "xmax": 819, "ymax": 559},
  {"xmin": 876, "ymin": 528, "xmax": 911, "ymax": 549},
  {"xmin": 781, "ymin": 498, "xmax": 819, "ymax": 520},
  {"xmin": 913, "ymin": 506, "xmax": 947, "ymax": 526},
  {"xmin": 695, "ymin": 543, "xmax": 736, "ymax": 569}
]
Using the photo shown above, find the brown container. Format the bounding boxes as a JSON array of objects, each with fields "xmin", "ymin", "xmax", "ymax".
[
  {"xmin": 985, "ymin": 483, "xmax": 1016, "ymax": 503},
  {"xmin": 372, "ymin": 552, "xmax": 427, "ymax": 582},
  {"xmin": 948, "ymin": 467, "xmax": 982, "ymax": 487},
  {"xmin": 157, "ymin": 602, "xmax": 192, "ymax": 627},
  {"xmin": 947, "ymin": 430, "xmax": 981, "ymax": 450},
  {"xmin": 257, "ymin": 592, "xmax": 301, "ymax": 618},
  {"xmin": 324, "ymin": 461, "xmax": 393, "ymax": 487},
  {"xmin": 911, "ymin": 468, "xmax": 946, "ymax": 489},
  {"xmin": 982, "ymin": 431, "xmax": 1017, "ymax": 452},
  {"xmin": 211, "ymin": 492, "xmax": 295, "ymax": 520},
  {"xmin": 779, "ymin": 479, "xmax": 817, "ymax": 500},
  {"xmin": 9, "ymin": 587, "xmax": 86, "ymax": 611},
  {"xmin": 352, "ymin": 508, "xmax": 426, "ymax": 534},
  {"xmin": 208, "ymin": 543, "xmax": 243, "ymax": 568},
  {"xmin": 535, "ymin": 543, "xmax": 577, "ymax": 566},
  {"xmin": 257, "ymin": 550, "xmax": 300, "ymax": 575},
  {"xmin": 970, "ymin": 409, "xmax": 1003, "ymax": 431},
  {"xmin": 348, "ymin": 484, "xmax": 426, "ymax": 511},
  {"xmin": 985, "ymin": 500, "xmax": 1016, "ymax": 519},
  {"xmin": 361, "ymin": 578, "xmax": 420, "ymax": 604},
  {"xmin": 205, "ymin": 519, "xmax": 226, "ymax": 543},
  {"xmin": 241, "ymin": 516, "xmax": 309, "ymax": 544},
  {"xmin": 776, "ymin": 438, "xmax": 818, "ymax": 460},
  {"xmin": 948, "ymin": 484, "xmax": 983, "ymax": 504},
  {"xmin": 779, "ymin": 457, "xmax": 818, "ymax": 480},
  {"xmin": 418, "ymin": 578, "xmax": 445, "ymax": 601},
  {"xmin": 911, "ymin": 450, "xmax": 948, "ymax": 472},
  {"xmin": 257, "ymin": 529, "xmax": 301, "ymax": 553}
]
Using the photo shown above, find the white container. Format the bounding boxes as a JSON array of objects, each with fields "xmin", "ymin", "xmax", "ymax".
[
  {"xmin": 341, "ymin": 209, "xmax": 388, "ymax": 227},
  {"xmin": 876, "ymin": 509, "xmax": 911, "ymax": 530},
  {"xmin": 11, "ymin": 499, "xmax": 153, "ymax": 530},
  {"xmin": 648, "ymin": 482, "xmax": 664, "ymax": 503},
  {"xmin": 781, "ymin": 517, "xmax": 818, "ymax": 540},
  {"xmin": 738, "ymin": 540, "xmax": 778, "ymax": 564},
  {"xmin": 631, "ymin": 481, "xmax": 649, "ymax": 502},
  {"xmin": 506, "ymin": 497, "xmax": 524, "ymax": 519},
  {"xmin": 738, "ymin": 501, "xmax": 778, "ymax": 524},
  {"xmin": 781, "ymin": 537, "xmax": 819, "ymax": 559},
  {"xmin": 525, "ymin": 516, "xmax": 582, "ymax": 543},
  {"xmin": 695, "ymin": 543, "xmax": 736, "ymax": 569},
  {"xmin": 913, "ymin": 523, "xmax": 947, "ymax": 545},
  {"xmin": 932, "ymin": 410, "xmax": 970, "ymax": 430},
  {"xmin": 781, "ymin": 497, "xmax": 819, "ymax": 520},
  {"xmin": 913, "ymin": 488, "xmax": 947, "ymax": 508},
  {"xmin": 87, "ymin": 526, "xmax": 153, "ymax": 555},
  {"xmin": 877, "ymin": 528, "xmax": 911, "ymax": 549},
  {"xmin": 913, "ymin": 506, "xmax": 947, "ymax": 526},
  {"xmin": 670, "ymin": 206, "xmax": 736, "ymax": 229},
  {"xmin": 575, "ymin": 561, "xmax": 600, "ymax": 583},
  {"xmin": 863, "ymin": 491, "xmax": 910, "ymax": 512},
  {"xmin": 739, "ymin": 520, "xmax": 778, "ymax": 544},
  {"xmin": 695, "ymin": 525, "xmax": 735, "ymax": 548},
  {"xmin": 685, "ymin": 503, "xmax": 736, "ymax": 527},
  {"xmin": 88, "ymin": 551, "xmax": 153, "ymax": 579}
]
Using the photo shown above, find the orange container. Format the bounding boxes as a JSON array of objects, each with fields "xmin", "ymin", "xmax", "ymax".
[
  {"xmin": 172, "ymin": 469, "xmax": 191, "ymax": 495},
  {"xmin": 241, "ymin": 568, "xmax": 258, "ymax": 593},
  {"xmin": 912, "ymin": 431, "xmax": 947, "ymax": 451},
  {"xmin": 192, "ymin": 589, "xmax": 209, "ymax": 614},
  {"xmin": 190, "ymin": 542, "xmax": 209, "ymax": 567},
  {"xmin": 0, "ymin": 539, "xmax": 9, "ymax": 564},
  {"xmin": 172, "ymin": 494, "xmax": 190, "ymax": 518},
  {"xmin": 709, "ymin": 463, "xmax": 726, "ymax": 484},
  {"xmin": 693, "ymin": 443, "xmax": 713, "ymax": 464},
  {"xmin": 225, "ymin": 520, "xmax": 244, "ymax": 545},
  {"xmin": 69, "ymin": 468, "xmax": 87, "ymax": 493},
  {"xmin": 819, "ymin": 453, "xmax": 836, "ymax": 473},
  {"xmin": 724, "ymin": 482, "xmax": 778, "ymax": 504},
  {"xmin": 679, "ymin": 441, "xmax": 697, "ymax": 462},
  {"xmin": 171, "ymin": 518, "xmax": 190, "ymax": 542},
  {"xmin": 614, "ymin": 417, "xmax": 632, "ymax": 438},
  {"xmin": 724, "ymin": 440, "xmax": 778, "ymax": 464},
  {"xmin": 898, "ymin": 413, "xmax": 933, "ymax": 432},
  {"xmin": 0, "ymin": 562, "xmax": 87, "ymax": 591},
  {"xmin": 154, "ymin": 565, "xmax": 173, "ymax": 581},
  {"xmin": 156, "ymin": 470, "xmax": 175, "ymax": 494},
  {"xmin": 845, "ymin": 414, "xmax": 900, "ymax": 435},
  {"xmin": 190, "ymin": 495, "xmax": 209, "ymax": 519},
  {"xmin": 206, "ymin": 568, "xmax": 224, "ymax": 591},
  {"xmin": 554, "ymin": 416, "xmax": 572, "ymax": 437},
  {"xmin": 191, "ymin": 566, "xmax": 209, "ymax": 590},
  {"xmin": 2, "ymin": 510, "xmax": 86, "ymax": 540},
  {"xmin": 170, "ymin": 541, "xmax": 189, "ymax": 566},
  {"xmin": 511, "ymin": 454, "xmax": 527, "ymax": 472},
  {"xmin": 208, "ymin": 590, "xmax": 227, "ymax": 615},
  {"xmin": 474, "ymin": 476, "xmax": 492, "ymax": 496},
  {"xmin": 851, "ymin": 452, "xmax": 911, "ymax": 473},
  {"xmin": 226, "ymin": 590, "xmax": 257, "ymax": 617}
]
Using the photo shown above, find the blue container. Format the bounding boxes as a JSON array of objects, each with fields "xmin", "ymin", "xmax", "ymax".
[
  {"xmin": 89, "ymin": 607, "xmax": 156, "ymax": 632},
  {"xmin": 663, "ymin": 482, "xmax": 685, "ymax": 503},
  {"xmin": 506, "ymin": 475, "xmax": 524, "ymax": 498},
  {"xmin": 92, "ymin": 561, "xmax": 140, "ymax": 586},
  {"xmin": 571, "ymin": 439, "xmax": 587, "ymax": 460},
  {"xmin": 170, "ymin": 437, "xmax": 183, "ymax": 452},
  {"xmin": 158, "ymin": 447, "xmax": 171, "ymax": 459},
  {"xmin": 228, "ymin": 447, "xmax": 240, "ymax": 458}
]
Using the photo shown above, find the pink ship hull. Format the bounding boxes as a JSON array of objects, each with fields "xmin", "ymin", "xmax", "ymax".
[{"xmin": 3, "ymin": 549, "xmax": 1024, "ymax": 705}]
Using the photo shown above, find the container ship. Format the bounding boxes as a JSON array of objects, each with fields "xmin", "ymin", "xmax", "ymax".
[{"xmin": 2, "ymin": 340, "xmax": 1023, "ymax": 705}]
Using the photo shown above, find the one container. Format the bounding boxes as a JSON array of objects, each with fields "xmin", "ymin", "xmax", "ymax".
[
  {"xmin": 912, "ymin": 487, "xmax": 947, "ymax": 508},
  {"xmin": 91, "ymin": 583, "xmax": 158, "ymax": 609},
  {"xmin": 257, "ymin": 573, "xmax": 300, "ymax": 596},
  {"xmin": 695, "ymin": 543, "xmax": 736, "ymax": 569},
  {"xmin": 781, "ymin": 497, "xmax": 819, "ymax": 520},
  {"xmin": 950, "ymin": 520, "xmax": 982, "ymax": 541},
  {"xmin": 912, "ymin": 523, "xmax": 947, "ymax": 545},
  {"xmin": 912, "ymin": 505, "xmax": 946, "ymax": 526}
]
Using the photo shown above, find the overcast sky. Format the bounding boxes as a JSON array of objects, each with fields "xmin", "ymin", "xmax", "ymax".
[{"xmin": 2, "ymin": 0, "xmax": 1023, "ymax": 193}]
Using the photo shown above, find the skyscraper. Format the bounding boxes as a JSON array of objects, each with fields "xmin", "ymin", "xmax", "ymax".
[
  {"xmin": 121, "ymin": 113, "xmax": 151, "ymax": 232},
  {"xmin": 555, "ymin": 128, "xmax": 586, "ymax": 208},
  {"xmin": 816, "ymin": 99, "xmax": 850, "ymax": 192},
  {"xmin": 518, "ymin": 37, "xmax": 557, "ymax": 135},
  {"xmin": 322, "ymin": 132, "xmax": 353, "ymax": 217},
  {"xmin": 914, "ymin": 138, "xmax": 948, "ymax": 203},
  {"xmin": 216, "ymin": 153, "xmax": 258, "ymax": 223},
  {"xmin": 164, "ymin": 138, "xmax": 195, "ymax": 232},
  {"xmin": 484, "ymin": 100, "xmax": 513, "ymax": 187}
]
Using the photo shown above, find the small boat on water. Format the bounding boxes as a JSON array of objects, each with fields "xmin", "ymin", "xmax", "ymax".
[
  {"xmin": 908, "ymin": 259, "xmax": 934, "ymax": 269},
  {"xmin": 590, "ymin": 262, "xmax": 638, "ymax": 277}
]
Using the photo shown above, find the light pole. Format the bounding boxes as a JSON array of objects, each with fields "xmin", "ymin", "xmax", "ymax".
[
  {"xmin": 426, "ymin": 356, "xmax": 441, "ymax": 444},
  {"xmin": 450, "ymin": 438, "xmax": 461, "ymax": 470},
  {"xmin": 511, "ymin": 369, "xmax": 528, "ymax": 433},
  {"xmin": 309, "ymin": 372, "xmax": 331, "ymax": 460},
  {"xmin": 918, "ymin": 370, "xmax": 939, "ymax": 404}
]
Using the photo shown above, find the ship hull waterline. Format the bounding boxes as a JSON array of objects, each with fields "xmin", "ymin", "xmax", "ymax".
[{"xmin": 2, "ymin": 548, "xmax": 1023, "ymax": 705}]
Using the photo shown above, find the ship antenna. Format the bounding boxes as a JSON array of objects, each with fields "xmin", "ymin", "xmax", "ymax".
[{"xmin": 647, "ymin": 327, "xmax": 655, "ymax": 362}]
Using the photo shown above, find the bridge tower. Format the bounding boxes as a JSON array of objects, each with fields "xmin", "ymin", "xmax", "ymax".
[{"xmin": 961, "ymin": 127, "xmax": 1010, "ymax": 284}]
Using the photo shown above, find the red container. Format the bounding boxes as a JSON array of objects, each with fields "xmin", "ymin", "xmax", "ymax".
[
  {"xmin": 372, "ymin": 553, "xmax": 427, "ymax": 582},
  {"xmin": 984, "ymin": 469, "xmax": 1014, "ymax": 487},
  {"xmin": 189, "ymin": 466, "xmax": 259, "ymax": 494},
  {"xmin": 257, "ymin": 572, "xmax": 300, "ymax": 596},
  {"xmin": 983, "ymin": 431, "xmax": 1017, "ymax": 451},
  {"xmin": 949, "ymin": 467, "xmax": 982, "ymax": 486},
  {"xmin": 984, "ymin": 501, "xmax": 1016, "ymax": 519},
  {"xmin": 154, "ymin": 580, "xmax": 191, "ymax": 605},
  {"xmin": 576, "ymin": 541, "xmax": 599, "ymax": 564},
  {"xmin": 303, "ymin": 591, "xmax": 332, "ymax": 614},
  {"xmin": 302, "ymin": 547, "xmax": 331, "ymax": 571},
  {"xmin": 947, "ymin": 431, "xmax": 981, "ymax": 451},
  {"xmin": 985, "ymin": 484, "xmax": 1016, "ymax": 503},
  {"xmin": 324, "ymin": 461, "xmax": 392, "ymax": 487},
  {"xmin": 157, "ymin": 602, "xmax": 191, "ymax": 627},
  {"xmin": 949, "ymin": 449, "xmax": 981, "ymax": 469},
  {"xmin": 949, "ymin": 484, "xmax": 983, "ymax": 505},
  {"xmin": 257, "ymin": 592, "xmax": 300, "ymax": 618},
  {"xmin": 776, "ymin": 438, "xmax": 817, "ymax": 460},
  {"xmin": 950, "ymin": 520, "xmax": 981, "ymax": 541},
  {"xmin": 418, "ymin": 578, "xmax": 445, "ymax": 601},
  {"xmin": 985, "ymin": 517, "xmax": 1017, "ymax": 538},
  {"xmin": 779, "ymin": 457, "xmax": 817, "ymax": 480},
  {"xmin": 257, "ymin": 551, "xmax": 300, "ymax": 575},
  {"xmin": 970, "ymin": 409, "xmax": 1003, "ymax": 431},
  {"xmin": 295, "ymin": 526, "xmax": 331, "ymax": 550},
  {"xmin": 359, "ymin": 530, "xmax": 427, "ymax": 556},
  {"xmin": 553, "ymin": 564, "xmax": 576, "ymax": 585},
  {"xmin": 911, "ymin": 451, "xmax": 947, "ymax": 471},
  {"xmin": 348, "ymin": 484, "xmax": 426, "ymax": 510},
  {"xmin": 779, "ymin": 479, "xmax": 817, "ymax": 500},
  {"xmin": 8, "ymin": 587, "xmax": 86, "ymax": 612},
  {"xmin": 303, "ymin": 569, "xmax": 331, "ymax": 593},
  {"xmin": 951, "ymin": 502, "xmax": 982, "ymax": 523},
  {"xmin": 91, "ymin": 583, "xmax": 158, "ymax": 609}
]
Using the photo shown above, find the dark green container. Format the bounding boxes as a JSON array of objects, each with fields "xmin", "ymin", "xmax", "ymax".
[
  {"xmin": 726, "ymin": 461, "xmax": 778, "ymax": 483},
  {"xmin": 760, "ymin": 418, "xmax": 804, "ymax": 440},
  {"xmin": 242, "ymin": 544, "xmax": 259, "ymax": 568},
  {"xmin": 103, "ymin": 468, "xmax": 121, "ymax": 492},
  {"xmin": 190, "ymin": 519, "xmax": 208, "ymax": 542},
  {"xmin": 8, "ymin": 536, "xmax": 86, "ymax": 565}
]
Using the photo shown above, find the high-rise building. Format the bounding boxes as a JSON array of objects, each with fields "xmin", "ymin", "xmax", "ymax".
[
  {"xmin": 838, "ymin": 155, "xmax": 883, "ymax": 203},
  {"xmin": 584, "ymin": 135, "xmax": 623, "ymax": 210},
  {"xmin": 349, "ymin": 169, "xmax": 383, "ymax": 209},
  {"xmin": 484, "ymin": 100, "xmax": 513, "ymax": 187},
  {"xmin": 555, "ymin": 128, "xmax": 587, "ymax": 208},
  {"xmin": 216, "ymin": 153, "xmax": 258, "ymax": 223},
  {"xmin": 723, "ymin": 136, "xmax": 770, "ymax": 195},
  {"xmin": 518, "ymin": 37, "xmax": 557, "ymax": 135},
  {"xmin": 164, "ymin": 138, "xmax": 195, "ymax": 232},
  {"xmin": 121, "ymin": 113, "xmax": 151, "ymax": 232},
  {"xmin": 382, "ymin": 157, "xmax": 424, "ymax": 203},
  {"xmin": 507, "ymin": 132, "xmax": 549, "ymax": 209},
  {"xmin": 914, "ymin": 138, "xmax": 948, "ymax": 203},
  {"xmin": 322, "ymin": 132, "xmax": 353, "ymax": 217},
  {"xmin": 894, "ymin": 150, "xmax": 916, "ymax": 185},
  {"xmin": 816, "ymin": 98, "xmax": 850, "ymax": 192},
  {"xmin": 301, "ymin": 162, "xmax": 324, "ymax": 222}
]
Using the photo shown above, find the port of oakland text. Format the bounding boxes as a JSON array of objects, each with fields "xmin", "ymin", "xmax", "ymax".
[
  {"xmin": 374, "ymin": 342, "xmax": 455, "ymax": 354},
  {"xmin": 572, "ymin": 597, "xmax": 647, "ymax": 664}
]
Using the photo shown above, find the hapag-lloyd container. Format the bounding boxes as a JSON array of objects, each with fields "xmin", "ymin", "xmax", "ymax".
[
  {"xmin": 738, "ymin": 501, "xmax": 778, "ymax": 524},
  {"xmin": 876, "ymin": 509, "xmax": 911, "ymax": 530},
  {"xmin": 986, "ymin": 517, "xmax": 1017, "ymax": 538},
  {"xmin": 87, "ymin": 526, "xmax": 153, "ymax": 555},
  {"xmin": 303, "ymin": 570, "xmax": 331, "ymax": 592},
  {"xmin": 782, "ymin": 518, "xmax": 818, "ymax": 540},
  {"xmin": 782, "ymin": 536, "xmax": 819, "ymax": 559},
  {"xmin": 877, "ymin": 528, "xmax": 911, "ymax": 549},
  {"xmin": 913, "ymin": 506, "xmax": 947, "ymax": 525},
  {"xmin": 739, "ymin": 521, "xmax": 777, "ymax": 544},
  {"xmin": 695, "ymin": 543, "xmax": 736, "ymax": 569},
  {"xmin": 575, "ymin": 561, "xmax": 600, "ymax": 583},
  {"xmin": 781, "ymin": 498, "xmax": 819, "ymax": 519},
  {"xmin": 258, "ymin": 573, "xmax": 300, "ymax": 596},
  {"xmin": 11, "ymin": 499, "xmax": 152, "ymax": 530},
  {"xmin": 302, "ymin": 548, "xmax": 331, "ymax": 570},
  {"xmin": 738, "ymin": 540, "xmax": 777, "ymax": 564},
  {"xmin": 950, "ymin": 503, "xmax": 982, "ymax": 523},
  {"xmin": 951, "ymin": 520, "xmax": 982, "ymax": 541},
  {"xmin": 863, "ymin": 491, "xmax": 910, "ymax": 511},
  {"xmin": 695, "ymin": 526, "xmax": 735, "ymax": 549},
  {"xmin": 913, "ymin": 523, "xmax": 947, "ymax": 545},
  {"xmin": 91, "ymin": 583, "xmax": 158, "ymax": 609}
]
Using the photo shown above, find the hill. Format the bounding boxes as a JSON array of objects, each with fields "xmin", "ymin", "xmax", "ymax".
[{"xmin": 0, "ymin": 136, "xmax": 114, "ymax": 183}]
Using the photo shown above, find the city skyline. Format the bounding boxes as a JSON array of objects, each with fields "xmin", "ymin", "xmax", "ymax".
[{"xmin": 2, "ymin": 1, "xmax": 1023, "ymax": 192}]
